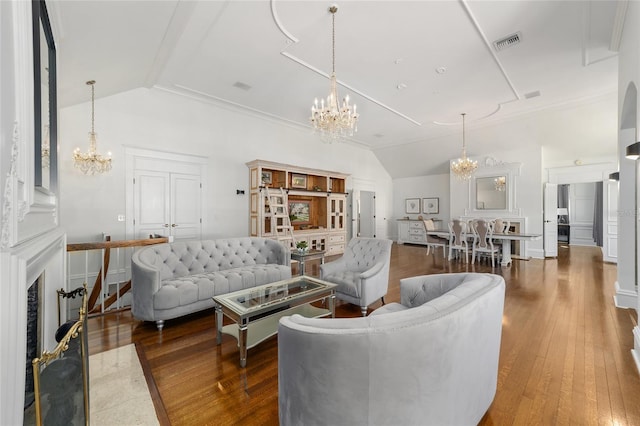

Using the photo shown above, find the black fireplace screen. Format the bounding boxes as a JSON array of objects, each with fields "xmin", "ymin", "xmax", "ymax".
[{"xmin": 31, "ymin": 285, "xmax": 89, "ymax": 426}]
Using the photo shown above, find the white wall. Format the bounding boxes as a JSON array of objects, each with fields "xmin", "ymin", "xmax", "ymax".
[
  {"xmin": 616, "ymin": 2, "xmax": 639, "ymax": 312},
  {"xmin": 59, "ymin": 87, "xmax": 393, "ymax": 243},
  {"xmin": 391, "ymin": 174, "xmax": 449, "ymax": 239},
  {"xmin": 616, "ymin": 0, "xmax": 640, "ymax": 372}
]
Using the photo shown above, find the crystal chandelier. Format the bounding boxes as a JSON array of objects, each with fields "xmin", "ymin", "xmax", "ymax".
[
  {"xmin": 494, "ymin": 176, "xmax": 506, "ymax": 191},
  {"xmin": 450, "ymin": 113, "xmax": 477, "ymax": 180},
  {"xmin": 309, "ymin": 5, "xmax": 358, "ymax": 144},
  {"xmin": 42, "ymin": 124, "xmax": 50, "ymax": 169},
  {"xmin": 73, "ymin": 80, "xmax": 112, "ymax": 175}
]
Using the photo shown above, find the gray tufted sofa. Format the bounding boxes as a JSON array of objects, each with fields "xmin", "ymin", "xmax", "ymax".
[
  {"xmin": 131, "ymin": 238, "xmax": 291, "ymax": 330},
  {"xmin": 278, "ymin": 272, "xmax": 505, "ymax": 425}
]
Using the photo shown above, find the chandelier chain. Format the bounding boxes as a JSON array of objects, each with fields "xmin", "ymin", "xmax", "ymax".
[
  {"xmin": 89, "ymin": 80, "xmax": 95, "ymax": 134},
  {"xmin": 331, "ymin": 6, "xmax": 336, "ymax": 74},
  {"xmin": 462, "ymin": 113, "xmax": 466, "ymax": 156},
  {"xmin": 309, "ymin": 5, "xmax": 358, "ymax": 144}
]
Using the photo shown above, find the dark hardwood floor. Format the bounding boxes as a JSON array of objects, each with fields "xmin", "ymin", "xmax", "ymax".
[{"xmin": 87, "ymin": 243, "xmax": 640, "ymax": 425}]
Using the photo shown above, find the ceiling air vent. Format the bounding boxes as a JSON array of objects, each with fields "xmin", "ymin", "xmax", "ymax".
[
  {"xmin": 232, "ymin": 81, "xmax": 252, "ymax": 91},
  {"xmin": 493, "ymin": 32, "xmax": 522, "ymax": 51}
]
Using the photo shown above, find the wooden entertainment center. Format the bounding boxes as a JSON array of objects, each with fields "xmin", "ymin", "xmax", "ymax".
[{"xmin": 246, "ymin": 160, "xmax": 349, "ymax": 255}]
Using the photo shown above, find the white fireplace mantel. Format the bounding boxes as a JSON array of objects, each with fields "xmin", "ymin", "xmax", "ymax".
[
  {"xmin": 0, "ymin": 227, "xmax": 66, "ymax": 425},
  {"xmin": 1, "ymin": 2, "xmax": 63, "ymax": 423}
]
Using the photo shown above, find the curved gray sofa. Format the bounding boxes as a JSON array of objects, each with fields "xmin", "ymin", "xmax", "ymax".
[
  {"xmin": 278, "ymin": 272, "xmax": 505, "ymax": 426},
  {"xmin": 132, "ymin": 238, "xmax": 291, "ymax": 330}
]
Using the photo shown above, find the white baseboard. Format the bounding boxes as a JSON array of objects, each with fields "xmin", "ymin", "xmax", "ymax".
[
  {"xmin": 633, "ymin": 326, "xmax": 640, "ymax": 376},
  {"xmin": 527, "ymin": 248, "xmax": 545, "ymax": 259},
  {"xmin": 613, "ymin": 281, "xmax": 638, "ymax": 309}
]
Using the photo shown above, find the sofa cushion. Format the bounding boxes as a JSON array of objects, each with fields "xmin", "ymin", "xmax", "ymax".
[{"xmin": 153, "ymin": 264, "xmax": 291, "ymax": 310}]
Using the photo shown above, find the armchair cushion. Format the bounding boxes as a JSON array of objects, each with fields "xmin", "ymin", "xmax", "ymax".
[{"xmin": 325, "ymin": 271, "xmax": 362, "ymax": 297}]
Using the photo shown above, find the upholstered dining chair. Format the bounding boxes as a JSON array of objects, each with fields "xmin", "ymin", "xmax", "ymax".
[
  {"xmin": 422, "ymin": 219, "xmax": 448, "ymax": 258},
  {"xmin": 448, "ymin": 219, "xmax": 470, "ymax": 263},
  {"xmin": 471, "ymin": 219, "xmax": 501, "ymax": 267},
  {"xmin": 320, "ymin": 237, "xmax": 393, "ymax": 316},
  {"xmin": 493, "ymin": 218, "xmax": 510, "ymax": 234}
]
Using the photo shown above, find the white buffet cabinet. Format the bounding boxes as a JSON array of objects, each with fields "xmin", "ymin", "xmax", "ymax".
[{"xmin": 397, "ymin": 219, "xmax": 443, "ymax": 245}]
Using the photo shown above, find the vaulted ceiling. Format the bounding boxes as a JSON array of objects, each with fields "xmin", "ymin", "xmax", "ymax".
[{"xmin": 50, "ymin": 0, "xmax": 622, "ymax": 176}]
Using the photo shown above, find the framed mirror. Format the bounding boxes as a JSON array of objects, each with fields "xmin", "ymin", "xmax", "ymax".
[
  {"xmin": 32, "ymin": 0, "xmax": 57, "ymax": 193},
  {"xmin": 476, "ymin": 176, "xmax": 507, "ymax": 210},
  {"xmin": 466, "ymin": 158, "xmax": 521, "ymax": 216}
]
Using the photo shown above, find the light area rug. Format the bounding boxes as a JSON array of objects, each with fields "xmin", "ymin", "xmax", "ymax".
[{"xmin": 89, "ymin": 344, "xmax": 159, "ymax": 425}]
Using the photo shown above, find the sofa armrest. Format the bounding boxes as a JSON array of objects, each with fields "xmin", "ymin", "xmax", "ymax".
[
  {"xmin": 131, "ymin": 253, "xmax": 162, "ymax": 321},
  {"xmin": 277, "ymin": 244, "xmax": 291, "ymax": 267}
]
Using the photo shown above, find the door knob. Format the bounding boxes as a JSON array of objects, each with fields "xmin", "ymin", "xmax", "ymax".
[
  {"xmin": 163, "ymin": 224, "xmax": 169, "ymax": 227},
  {"xmin": 171, "ymin": 224, "xmax": 178, "ymax": 227}
]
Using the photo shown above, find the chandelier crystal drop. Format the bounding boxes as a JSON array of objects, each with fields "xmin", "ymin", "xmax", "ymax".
[
  {"xmin": 42, "ymin": 124, "xmax": 50, "ymax": 169},
  {"xmin": 450, "ymin": 113, "xmax": 477, "ymax": 180},
  {"xmin": 309, "ymin": 5, "xmax": 358, "ymax": 144},
  {"xmin": 73, "ymin": 80, "xmax": 112, "ymax": 175}
]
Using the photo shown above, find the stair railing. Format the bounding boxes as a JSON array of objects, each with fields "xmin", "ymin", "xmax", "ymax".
[{"xmin": 65, "ymin": 236, "xmax": 168, "ymax": 317}]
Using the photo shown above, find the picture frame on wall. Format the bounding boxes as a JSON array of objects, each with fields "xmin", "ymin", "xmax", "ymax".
[
  {"xmin": 291, "ymin": 174, "xmax": 307, "ymax": 189},
  {"xmin": 405, "ymin": 198, "xmax": 420, "ymax": 214},
  {"xmin": 261, "ymin": 171, "xmax": 272, "ymax": 185},
  {"xmin": 289, "ymin": 200, "xmax": 311, "ymax": 224},
  {"xmin": 423, "ymin": 197, "xmax": 439, "ymax": 214}
]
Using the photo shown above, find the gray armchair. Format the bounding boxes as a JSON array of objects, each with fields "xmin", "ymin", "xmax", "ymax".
[{"xmin": 320, "ymin": 237, "xmax": 393, "ymax": 316}]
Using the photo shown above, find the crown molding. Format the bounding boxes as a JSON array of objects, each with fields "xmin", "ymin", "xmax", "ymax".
[{"xmin": 609, "ymin": 0, "xmax": 629, "ymax": 52}]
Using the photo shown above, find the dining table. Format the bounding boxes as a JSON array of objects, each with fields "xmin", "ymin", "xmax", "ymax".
[{"xmin": 426, "ymin": 230, "xmax": 542, "ymax": 266}]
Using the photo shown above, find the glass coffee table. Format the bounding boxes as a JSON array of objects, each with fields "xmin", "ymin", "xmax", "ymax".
[{"xmin": 213, "ymin": 276, "xmax": 336, "ymax": 367}]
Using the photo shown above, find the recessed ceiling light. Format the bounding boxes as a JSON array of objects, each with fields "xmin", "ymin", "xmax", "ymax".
[
  {"xmin": 435, "ymin": 67, "xmax": 447, "ymax": 74},
  {"xmin": 524, "ymin": 90, "xmax": 541, "ymax": 99},
  {"xmin": 396, "ymin": 83, "xmax": 407, "ymax": 90},
  {"xmin": 232, "ymin": 81, "xmax": 252, "ymax": 91}
]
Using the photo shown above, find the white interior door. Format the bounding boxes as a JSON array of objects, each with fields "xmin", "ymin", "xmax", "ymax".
[
  {"xmin": 358, "ymin": 191, "xmax": 376, "ymax": 238},
  {"xmin": 171, "ymin": 173, "xmax": 202, "ymax": 240},
  {"xmin": 544, "ymin": 182, "xmax": 558, "ymax": 257},
  {"xmin": 133, "ymin": 170, "xmax": 202, "ymax": 241},
  {"xmin": 603, "ymin": 180, "xmax": 618, "ymax": 262},
  {"xmin": 126, "ymin": 147, "xmax": 207, "ymax": 241},
  {"xmin": 134, "ymin": 170, "xmax": 170, "ymax": 239},
  {"xmin": 346, "ymin": 191, "xmax": 355, "ymax": 242}
]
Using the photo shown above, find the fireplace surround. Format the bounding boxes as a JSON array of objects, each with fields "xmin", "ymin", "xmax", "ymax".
[{"xmin": 0, "ymin": 228, "xmax": 66, "ymax": 425}]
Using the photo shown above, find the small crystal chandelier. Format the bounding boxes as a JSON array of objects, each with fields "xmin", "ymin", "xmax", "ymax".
[
  {"xmin": 42, "ymin": 67, "xmax": 50, "ymax": 168},
  {"xmin": 451, "ymin": 113, "xmax": 477, "ymax": 180},
  {"xmin": 73, "ymin": 80, "xmax": 112, "ymax": 175},
  {"xmin": 309, "ymin": 5, "xmax": 358, "ymax": 144},
  {"xmin": 494, "ymin": 176, "xmax": 506, "ymax": 191},
  {"xmin": 42, "ymin": 124, "xmax": 50, "ymax": 169}
]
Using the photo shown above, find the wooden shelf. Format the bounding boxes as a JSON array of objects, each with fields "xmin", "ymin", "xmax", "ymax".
[{"xmin": 247, "ymin": 160, "xmax": 349, "ymax": 255}]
